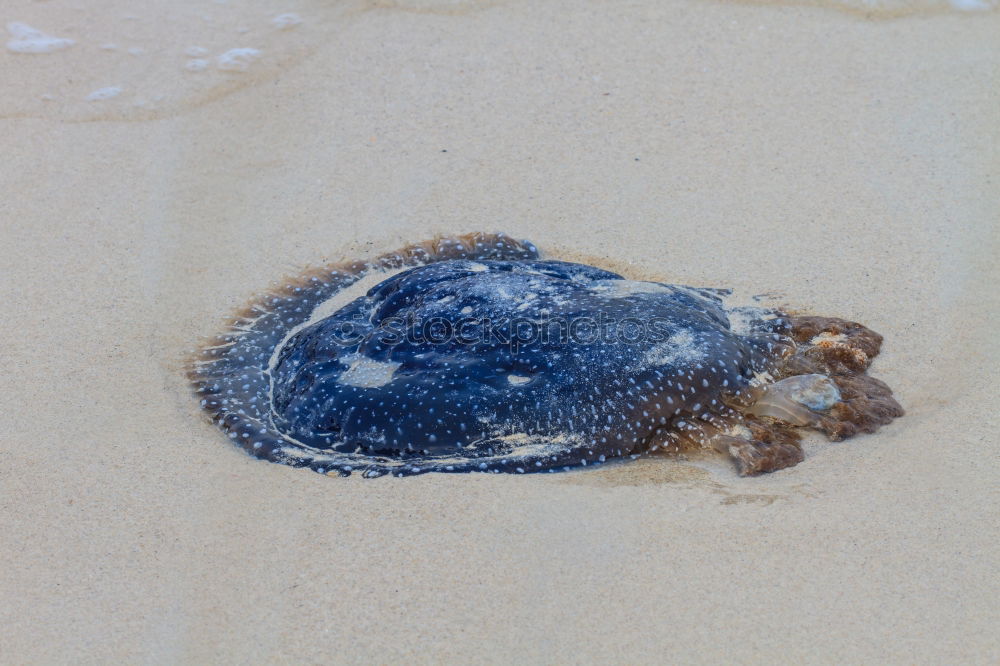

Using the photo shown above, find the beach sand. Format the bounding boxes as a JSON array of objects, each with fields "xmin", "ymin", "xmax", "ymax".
[{"xmin": 2, "ymin": 0, "xmax": 998, "ymax": 662}]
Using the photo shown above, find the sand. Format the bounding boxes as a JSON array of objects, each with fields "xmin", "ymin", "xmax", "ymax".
[{"xmin": 2, "ymin": 0, "xmax": 998, "ymax": 662}]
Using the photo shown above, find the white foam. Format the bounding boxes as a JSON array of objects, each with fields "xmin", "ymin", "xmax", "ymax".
[
  {"xmin": 185, "ymin": 59, "xmax": 210, "ymax": 72},
  {"xmin": 272, "ymin": 13, "xmax": 303, "ymax": 29},
  {"xmin": 185, "ymin": 46, "xmax": 209, "ymax": 57},
  {"xmin": 216, "ymin": 47, "xmax": 261, "ymax": 71},
  {"xmin": 643, "ymin": 330, "xmax": 705, "ymax": 368},
  {"xmin": 5, "ymin": 22, "xmax": 75, "ymax": 54},
  {"xmin": 950, "ymin": 0, "xmax": 994, "ymax": 9},
  {"xmin": 591, "ymin": 279, "xmax": 672, "ymax": 299},
  {"xmin": 816, "ymin": 0, "xmax": 997, "ymax": 13},
  {"xmin": 86, "ymin": 86, "xmax": 123, "ymax": 102},
  {"xmin": 718, "ymin": 291, "xmax": 778, "ymax": 336},
  {"xmin": 724, "ymin": 308, "xmax": 755, "ymax": 337}
]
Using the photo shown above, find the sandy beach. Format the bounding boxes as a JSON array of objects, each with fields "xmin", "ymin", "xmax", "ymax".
[{"xmin": 2, "ymin": 0, "xmax": 998, "ymax": 662}]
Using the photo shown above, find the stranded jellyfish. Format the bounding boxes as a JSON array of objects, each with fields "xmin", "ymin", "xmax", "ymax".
[{"xmin": 189, "ymin": 233, "xmax": 902, "ymax": 477}]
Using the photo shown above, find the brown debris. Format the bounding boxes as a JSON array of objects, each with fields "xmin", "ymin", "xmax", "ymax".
[
  {"xmin": 718, "ymin": 314, "xmax": 903, "ymax": 475},
  {"xmin": 717, "ymin": 415, "xmax": 805, "ymax": 476}
]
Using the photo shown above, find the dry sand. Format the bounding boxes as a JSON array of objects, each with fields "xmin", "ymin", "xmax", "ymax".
[{"xmin": 2, "ymin": 0, "xmax": 998, "ymax": 662}]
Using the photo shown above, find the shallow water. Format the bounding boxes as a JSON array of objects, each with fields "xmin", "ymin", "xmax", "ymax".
[{"xmin": 3, "ymin": 0, "xmax": 995, "ymax": 122}]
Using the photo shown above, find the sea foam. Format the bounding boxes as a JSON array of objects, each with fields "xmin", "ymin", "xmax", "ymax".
[{"xmin": 5, "ymin": 22, "xmax": 75, "ymax": 54}]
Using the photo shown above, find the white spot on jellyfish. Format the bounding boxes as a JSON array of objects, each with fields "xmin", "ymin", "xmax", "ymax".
[
  {"xmin": 337, "ymin": 354, "xmax": 401, "ymax": 388},
  {"xmin": 507, "ymin": 374, "xmax": 531, "ymax": 386},
  {"xmin": 643, "ymin": 330, "xmax": 704, "ymax": 367}
]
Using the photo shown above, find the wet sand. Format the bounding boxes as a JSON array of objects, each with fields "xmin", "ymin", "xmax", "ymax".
[{"xmin": 2, "ymin": 0, "xmax": 998, "ymax": 662}]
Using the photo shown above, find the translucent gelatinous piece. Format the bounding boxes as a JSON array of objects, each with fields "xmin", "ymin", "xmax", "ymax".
[{"xmin": 748, "ymin": 374, "xmax": 841, "ymax": 426}]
